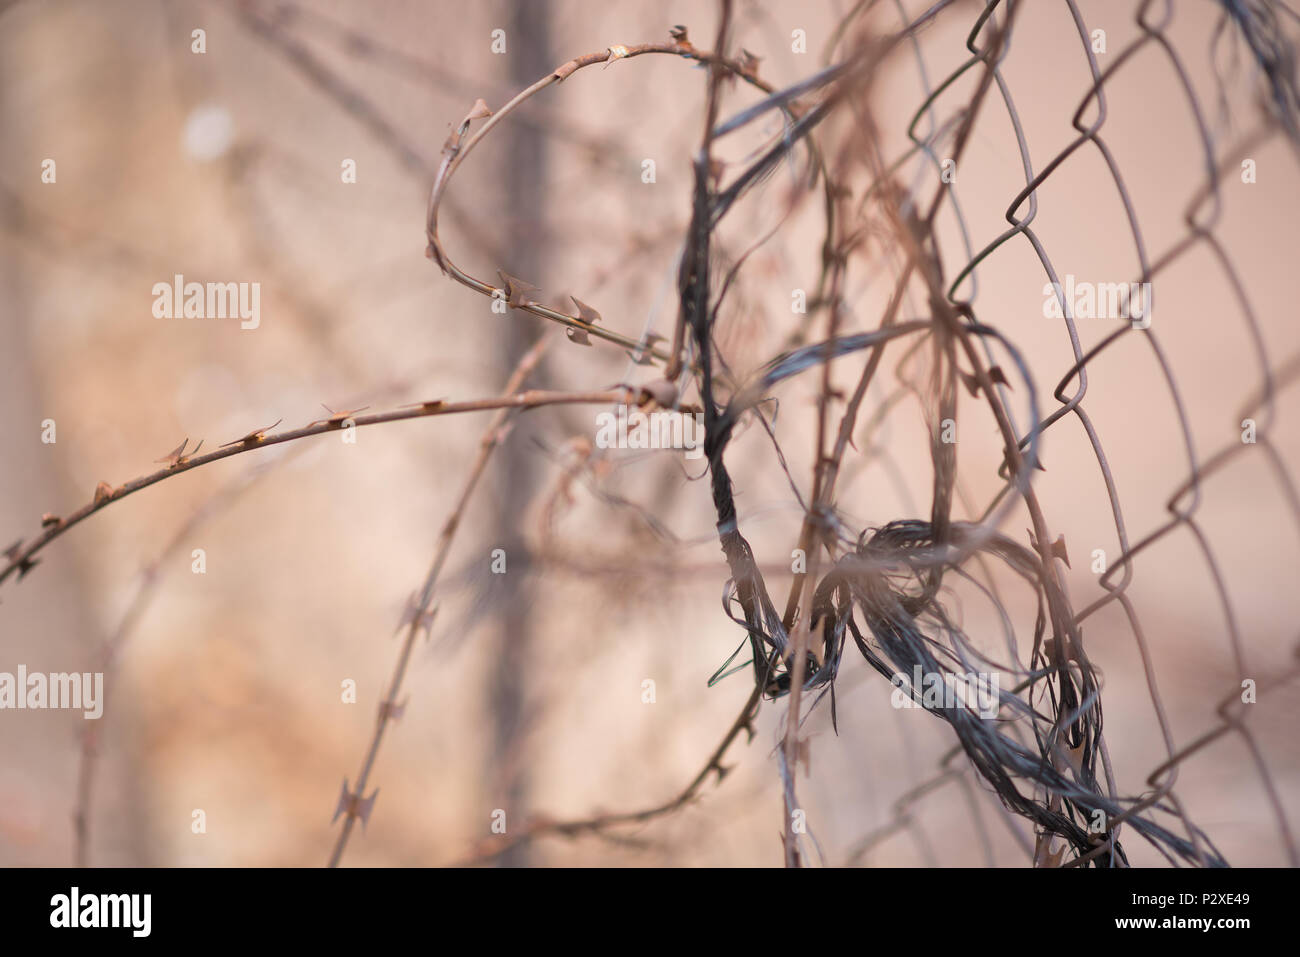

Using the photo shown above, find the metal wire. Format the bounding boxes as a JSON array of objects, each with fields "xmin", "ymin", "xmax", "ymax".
[{"xmin": 823, "ymin": 0, "xmax": 1300, "ymax": 867}]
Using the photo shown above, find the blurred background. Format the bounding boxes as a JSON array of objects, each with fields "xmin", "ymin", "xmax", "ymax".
[{"xmin": 1, "ymin": 0, "xmax": 1298, "ymax": 866}]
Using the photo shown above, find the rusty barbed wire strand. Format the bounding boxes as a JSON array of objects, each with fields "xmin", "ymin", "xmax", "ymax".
[
  {"xmin": 327, "ymin": 335, "xmax": 552, "ymax": 867},
  {"xmin": 423, "ymin": 23, "xmax": 840, "ymax": 368},
  {"xmin": 0, "ymin": 388, "xmax": 634, "ymax": 592}
]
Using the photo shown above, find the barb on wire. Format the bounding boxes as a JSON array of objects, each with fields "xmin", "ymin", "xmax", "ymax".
[{"xmin": 328, "ymin": 336, "xmax": 553, "ymax": 867}]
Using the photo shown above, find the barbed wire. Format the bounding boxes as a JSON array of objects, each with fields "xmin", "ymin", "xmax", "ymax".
[{"xmin": 5, "ymin": 0, "xmax": 1297, "ymax": 867}]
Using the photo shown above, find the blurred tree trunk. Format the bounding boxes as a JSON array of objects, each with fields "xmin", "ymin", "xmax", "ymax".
[{"xmin": 487, "ymin": 0, "xmax": 552, "ymax": 867}]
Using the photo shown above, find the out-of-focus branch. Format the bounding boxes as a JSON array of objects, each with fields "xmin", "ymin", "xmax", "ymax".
[{"xmin": 74, "ymin": 457, "xmax": 290, "ymax": 866}]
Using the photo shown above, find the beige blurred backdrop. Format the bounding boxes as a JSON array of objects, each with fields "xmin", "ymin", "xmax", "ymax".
[{"xmin": 1, "ymin": 0, "xmax": 1297, "ymax": 867}]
